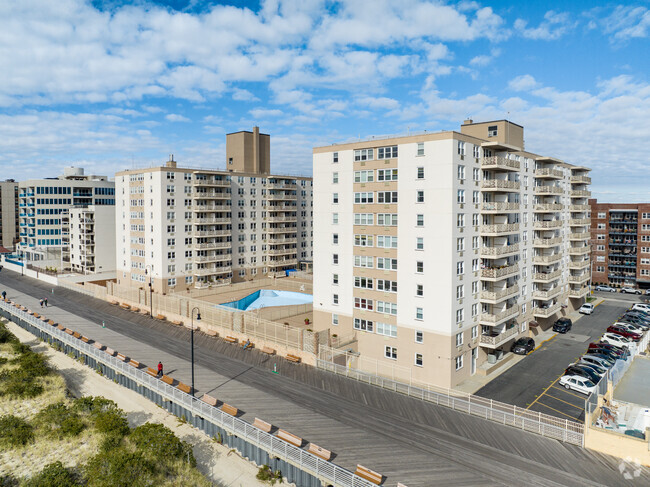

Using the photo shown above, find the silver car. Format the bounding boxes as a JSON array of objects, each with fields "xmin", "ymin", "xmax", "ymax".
[{"xmin": 579, "ymin": 354, "xmax": 614, "ymax": 369}]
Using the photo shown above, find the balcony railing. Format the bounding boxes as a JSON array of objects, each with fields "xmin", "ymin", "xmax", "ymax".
[
  {"xmin": 480, "ymin": 284, "xmax": 519, "ymax": 302},
  {"xmin": 268, "ymin": 237, "xmax": 298, "ymax": 244},
  {"xmin": 533, "ymin": 302, "xmax": 562, "ymax": 318},
  {"xmin": 569, "ymin": 287, "xmax": 590, "ymax": 298},
  {"xmin": 569, "ymin": 260, "xmax": 590, "ymax": 269},
  {"xmin": 569, "ymin": 246, "xmax": 590, "ymax": 255},
  {"xmin": 194, "ymin": 242, "xmax": 231, "ymax": 250},
  {"xmin": 266, "ymin": 193, "xmax": 297, "ymax": 201},
  {"xmin": 191, "ymin": 217, "xmax": 230, "ymax": 224},
  {"xmin": 533, "ymin": 237, "xmax": 562, "ymax": 247},
  {"xmin": 533, "ymin": 269, "xmax": 562, "ymax": 282},
  {"xmin": 534, "ymin": 186, "xmax": 562, "ymax": 195},
  {"xmin": 481, "ymin": 263, "xmax": 519, "ymax": 279},
  {"xmin": 535, "ymin": 168, "xmax": 564, "ymax": 178},
  {"xmin": 192, "ymin": 179, "xmax": 230, "ymax": 187},
  {"xmin": 570, "ymin": 190, "xmax": 591, "ymax": 198},
  {"xmin": 268, "ymin": 248, "xmax": 298, "ymax": 256},
  {"xmin": 192, "ymin": 230, "xmax": 231, "ymax": 237},
  {"xmin": 534, "ymin": 220, "xmax": 562, "ymax": 229},
  {"xmin": 533, "ymin": 287, "xmax": 562, "ymax": 300},
  {"xmin": 481, "ymin": 202, "xmax": 520, "ymax": 212},
  {"xmin": 569, "ymin": 232, "xmax": 590, "ymax": 240},
  {"xmin": 191, "ymin": 204, "xmax": 230, "ymax": 212},
  {"xmin": 479, "ymin": 326, "xmax": 519, "ymax": 348},
  {"xmin": 570, "ymin": 176, "xmax": 591, "ymax": 184},
  {"xmin": 533, "ymin": 253, "xmax": 562, "ymax": 264},
  {"xmin": 569, "ymin": 218, "xmax": 590, "ymax": 226},
  {"xmin": 481, "ymin": 156, "xmax": 520, "ymax": 171},
  {"xmin": 568, "ymin": 274, "xmax": 590, "ymax": 284},
  {"xmin": 480, "ymin": 306, "xmax": 519, "ymax": 325},
  {"xmin": 193, "ymin": 254, "xmax": 231, "ymax": 262},
  {"xmin": 569, "ymin": 204, "xmax": 589, "ymax": 212},
  {"xmin": 480, "ymin": 243, "xmax": 519, "ymax": 257},
  {"xmin": 481, "ymin": 179, "xmax": 520, "ymax": 191},
  {"xmin": 267, "ymin": 216, "xmax": 298, "ymax": 223},
  {"xmin": 534, "ymin": 204, "xmax": 563, "ymax": 212},
  {"xmin": 481, "ymin": 223, "xmax": 520, "ymax": 235}
]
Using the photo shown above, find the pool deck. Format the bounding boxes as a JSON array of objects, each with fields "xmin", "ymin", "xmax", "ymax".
[{"xmin": 614, "ymin": 355, "xmax": 650, "ymax": 407}]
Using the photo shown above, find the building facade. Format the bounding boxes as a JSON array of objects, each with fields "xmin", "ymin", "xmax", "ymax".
[
  {"xmin": 61, "ymin": 205, "xmax": 116, "ymax": 274},
  {"xmin": 115, "ymin": 128, "xmax": 313, "ymax": 294},
  {"xmin": 589, "ymin": 199, "xmax": 650, "ymax": 290},
  {"xmin": 0, "ymin": 180, "xmax": 19, "ymax": 250},
  {"xmin": 18, "ymin": 167, "xmax": 115, "ymax": 266},
  {"xmin": 313, "ymin": 120, "xmax": 591, "ymax": 389}
]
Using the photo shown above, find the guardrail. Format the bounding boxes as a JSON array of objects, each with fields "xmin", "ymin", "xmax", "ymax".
[{"xmin": 0, "ymin": 300, "xmax": 374, "ymax": 487}]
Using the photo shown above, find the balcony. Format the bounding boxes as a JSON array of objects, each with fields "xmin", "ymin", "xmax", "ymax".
[
  {"xmin": 268, "ymin": 258, "xmax": 298, "ymax": 268},
  {"xmin": 533, "ymin": 237, "xmax": 562, "ymax": 248},
  {"xmin": 481, "ymin": 202, "xmax": 520, "ymax": 213},
  {"xmin": 569, "ymin": 218, "xmax": 590, "ymax": 226},
  {"xmin": 533, "ymin": 269, "xmax": 562, "ymax": 282},
  {"xmin": 479, "ymin": 326, "xmax": 520, "ymax": 349},
  {"xmin": 192, "ymin": 230, "xmax": 231, "ymax": 237},
  {"xmin": 268, "ymin": 236, "xmax": 297, "ymax": 244},
  {"xmin": 267, "ymin": 215, "xmax": 298, "ymax": 223},
  {"xmin": 481, "ymin": 156, "xmax": 520, "ymax": 171},
  {"xmin": 268, "ymin": 248, "xmax": 298, "ymax": 256},
  {"xmin": 267, "ymin": 226, "xmax": 297, "ymax": 234},
  {"xmin": 194, "ymin": 266, "xmax": 231, "ymax": 276},
  {"xmin": 569, "ymin": 274, "xmax": 590, "ymax": 285},
  {"xmin": 265, "ymin": 182, "xmax": 297, "ymax": 190},
  {"xmin": 533, "ymin": 287, "xmax": 562, "ymax": 300},
  {"xmin": 192, "ymin": 191, "xmax": 228, "ymax": 199},
  {"xmin": 192, "ymin": 179, "xmax": 230, "ymax": 187},
  {"xmin": 194, "ymin": 242, "xmax": 231, "ymax": 250},
  {"xmin": 479, "ymin": 306, "xmax": 518, "ymax": 326},
  {"xmin": 570, "ymin": 190, "xmax": 591, "ymax": 198},
  {"xmin": 481, "ymin": 263, "xmax": 519, "ymax": 280},
  {"xmin": 480, "ymin": 284, "xmax": 519, "ymax": 303},
  {"xmin": 191, "ymin": 217, "xmax": 230, "ymax": 224},
  {"xmin": 533, "ymin": 302, "xmax": 562, "ymax": 318},
  {"xmin": 569, "ymin": 204, "xmax": 589, "ymax": 212},
  {"xmin": 534, "ymin": 220, "xmax": 562, "ymax": 229},
  {"xmin": 569, "ymin": 245, "xmax": 590, "ymax": 255},
  {"xmin": 194, "ymin": 254, "xmax": 231, "ymax": 263},
  {"xmin": 534, "ymin": 186, "xmax": 562, "ymax": 195},
  {"xmin": 268, "ymin": 203, "xmax": 297, "ymax": 210},
  {"xmin": 480, "ymin": 243, "xmax": 519, "ymax": 258},
  {"xmin": 534, "ymin": 204, "xmax": 563, "ymax": 212},
  {"xmin": 569, "ymin": 260, "xmax": 590, "ymax": 270},
  {"xmin": 533, "ymin": 253, "xmax": 562, "ymax": 264},
  {"xmin": 569, "ymin": 287, "xmax": 590, "ymax": 299},
  {"xmin": 191, "ymin": 204, "xmax": 230, "ymax": 212},
  {"xmin": 481, "ymin": 179, "xmax": 520, "ymax": 191},
  {"xmin": 570, "ymin": 175, "xmax": 592, "ymax": 184},
  {"xmin": 535, "ymin": 168, "xmax": 564, "ymax": 179},
  {"xmin": 266, "ymin": 193, "xmax": 297, "ymax": 201},
  {"xmin": 569, "ymin": 232, "xmax": 590, "ymax": 241},
  {"xmin": 481, "ymin": 223, "xmax": 519, "ymax": 235}
]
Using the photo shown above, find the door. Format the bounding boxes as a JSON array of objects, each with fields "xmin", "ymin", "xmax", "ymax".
[{"xmin": 471, "ymin": 347, "xmax": 477, "ymax": 375}]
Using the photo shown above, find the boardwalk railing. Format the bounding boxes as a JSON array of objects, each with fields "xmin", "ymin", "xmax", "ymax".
[
  {"xmin": 317, "ymin": 347, "xmax": 584, "ymax": 446},
  {"xmin": 0, "ymin": 300, "xmax": 375, "ymax": 487}
]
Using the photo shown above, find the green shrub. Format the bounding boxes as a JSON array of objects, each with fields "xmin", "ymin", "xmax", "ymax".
[
  {"xmin": 0, "ymin": 474, "xmax": 19, "ymax": 487},
  {"xmin": 0, "ymin": 323, "xmax": 17, "ymax": 344},
  {"xmin": 0, "ymin": 357, "xmax": 8, "ymax": 366},
  {"xmin": 34, "ymin": 403, "xmax": 85, "ymax": 439},
  {"xmin": 12, "ymin": 350, "xmax": 51, "ymax": 377},
  {"xmin": 73, "ymin": 396, "xmax": 118, "ymax": 415},
  {"xmin": 94, "ymin": 408, "xmax": 130, "ymax": 437},
  {"xmin": 130, "ymin": 423, "xmax": 195, "ymax": 467},
  {"xmin": 85, "ymin": 448, "xmax": 156, "ymax": 487},
  {"xmin": 256, "ymin": 464, "xmax": 283, "ymax": 485},
  {"xmin": 23, "ymin": 461, "xmax": 81, "ymax": 487},
  {"xmin": 0, "ymin": 414, "xmax": 34, "ymax": 447},
  {"xmin": 0, "ymin": 369, "xmax": 44, "ymax": 399}
]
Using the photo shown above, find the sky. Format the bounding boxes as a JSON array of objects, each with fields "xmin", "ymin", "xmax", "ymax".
[{"xmin": 2, "ymin": 1, "xmax": 650, "ymax": 202}]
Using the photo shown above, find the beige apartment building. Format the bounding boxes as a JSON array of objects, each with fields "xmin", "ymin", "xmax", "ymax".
[
  {"xmin": 313, "ymin": 120, "xmax": 591, "ymax": 390},
  {"xmin": 61, "ymin": 205, "xmax": 116, "ymax": 274},
  {"xmin": 115, "ymin": 127, "xmax": 313, "ymax": 293},
  {"xmin": 0, "ymin": 180, "xmax": 19, "ymax": 250}
]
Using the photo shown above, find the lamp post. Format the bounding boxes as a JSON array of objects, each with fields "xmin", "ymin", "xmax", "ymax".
[
  {"xmin": 20, "ymin": 250, "xmax": 24, "ymax": 277},
  {"xmin": 145, "ymin": 265, "xmax": 153, "ymax": 318},
  {"xmin": 191, "ymin": 307, "xmax": 201, "ymax": 397}
]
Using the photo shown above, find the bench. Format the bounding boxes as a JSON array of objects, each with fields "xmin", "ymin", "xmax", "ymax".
[
  {"xmin": 286, "ymin": 354, "xmax": 301, "ymax": 364},
  {"xmin": 72, "ymin": 331, "xmax": 81, "ymax": 339},
  {"xmin": 253, "ymin": 418, "xmax": 273, "ymax": 433},
  {"xmin": 93, "ymin": 342, "xmax": 104, "ymax": 350},
  {"xmin": 40, "ymin": 316, "xmax": 48, "ymax": 321},
  {"xmin": 224, "ymin": 336, "xmax": 238, "ymax": 344},
  {"xmin": 128, "ymin": 359, "xmax": 140, "ymax": 368},
  {"xmin": 116, "ymin": 353, "xmax": 127, "ymax": 362},
  {"xmin": 131, "ymin": 307, "xmax": 140, "ymax": 313},
  {"xmin": 204, "ymin": 329, "xmax": 218, "ymax": 337},
  {"xmin": 161, "ymin": 375, "xmax": 174, "ymax": 385},
  {"xmin": 140, "ymin": 309, "xmax": 150, "ymax": 315},
  {"xmin": 201, "ymin": 394, "xmax": 218, "ymax": 407},
  {"xmin": 155, "ymin": 314, "xmax": 166, "ymax": 320},
  {"xmin": 277, "ymin": 429, "xmax": 302, "ymax": 448},
  {"xmin": 110, "ymin": 300, "xmax": 119, "ymax": 306},
  {"xmin": 261, "ymin": 346, "xmax": 276, "ymax": 355},
  {"xmin": 80, "ymin": 336, "xmax": 89, "ymax": 343},
  {"xmin": 171, "ymin": 320, "xmax": 183, "ymax": 326},
  {"xmin": 220, "ymin": 403, "xmax": 238, "ymax": 417},
  {"xmin": 355, "ymin": 465, "xmax": 383, "ymax": 485},
  {"xmin": 145, "ymin": 367, "xmax": 158, "ymax": 378},
  {"xmin": 57, "ymin": 324, "xmax": 65, "ymax": 331},
  {"xmin": 104, "ymin": 348, "xmax": 116, "ymax": 357},
  {"xmin": 47, "ymin": 320, "xmax": 56, "ymax": 326},
  {"xmin": 308, "ymin": 443, "xmax": 332, "ymax": 461},
  {"xmin": 119, "ymin": 303, "xmax": 131, "ymax": 310},
  {"xmin": 65, "ymin": 329, "xmax": 74, "ymax": 336},
  {"xmin": 177, "ymin": 382, "xmax": 192, "ymax": 394}
]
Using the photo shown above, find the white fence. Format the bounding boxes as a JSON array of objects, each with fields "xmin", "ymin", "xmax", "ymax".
[{"xmin": 0, "ymin": 300, "xmax": 374, "ymax": 487}]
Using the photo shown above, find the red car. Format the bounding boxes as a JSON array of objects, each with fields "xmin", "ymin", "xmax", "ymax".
[{"xmin": 607, "ymin": 324, "xmax": 642, "ymax": 341}]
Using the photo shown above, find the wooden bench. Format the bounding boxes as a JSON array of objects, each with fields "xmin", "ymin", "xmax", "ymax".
[
  {"xmin": 171, "ymin": 320, "xmax": 183, "ymax": 326},
  {"xmin": 131, "ymin": 307, "xmax": 140, "ymax": 313},
  {"xmin": 261, "ymin": 346, "xmax": 276, "ymax": 355},
  {"xmin": 110, "ymin": 300, "xmax": 119, "ymax": 306},
  {"xmin": 220, "ymin": 403, "xmax": 238, "ymax": 417},
  {"xmin": 286, "ymin": 354, "xmax": 301, "ymax": 364},
  {"xmin": 119, "ymin": 303, "xmax": 131, "ymax": 310},
  {"xmin": 104, "ymin": 348, "xmax": 116, "ymax": 357},
  {"xmin": 224, "ymin": 336, "xmax": 238, "ymax": 344},
  {"xmin": 40, "ymin": 316, "xmax": 48, "ymax": 321},
  {"xmin": 32, "ymin": 312, "xmax": 39, "ymax": 318},
  {"xmin": 80, "ymin": 336, "xmax": 89, "ymax": 343},
  {"xmin": 128, "ymin": 359, "xmax": 140, "ymax": 368},
  {"xmin": 155, "ymin": 314, "xmax": 166, "ymax": 320},
  {"xmin": 201, "ymin": 394, "xmax": 218, "ymax": 407},
  {"xmin": 145, "ymin": 367, "xmax": 158, "ymax": 378},
  {"xmin": 72, "ymin": 331, "xmax": 81, "ymax": 339},
  {"xmin": 47, "ymin": 320, "xmax": 56, "ymax": 326},
  {"xmin": 277, "ymin": 429, "xmax": 302, "ymax": 448},
  {"xmin": 57, "ymin": 324, "xmax": 65, "ymax": 331},
  {"xmin": 308, "ymin": 443, "xmax": 332, "ymax": 461},
  {"xmin": 177, "ymin": 382, "xmax": 192, "ymax": 394},
  {"xmin": 355, "ymin": 465, "xmax": 383, "ymax": 485},
  {"xmin": 160, "ymin": 375, "xmax": 174, "ymax": 385},
  {"xmin": 204, "ymin": 329, "xmax": 218, "ymax": 337},
  {"xmin": 140, "ymin": 309, "xmax": 150, "ymax": 315},
  {"xmin": 253, "ymin": 418, "xmax": 273, "ymax": 433},
  {"xmin": 116, "ymin": 353, "xmax": 127, "ymax": 362},
  {"xmin": 65, "ymin": 329, "xmax": 74, "ymax": 336},
  {"xmin": 93, "ymin": 342, "xmax": 104, "ymax": 350}
]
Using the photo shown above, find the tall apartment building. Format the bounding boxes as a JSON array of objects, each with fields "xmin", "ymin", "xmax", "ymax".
[
  {"xmin": 589, "ymin": 199, "xmax": 650, "ymax": 290},
  {"xmin": 18, "ymin": 167, "xmax": 115, "ymax": 265},
  {"xmin": 115, "ymin": 127, "xmax": 313, "ymax": 293},
  {"xmin": 61, "ymin": 205, "xmax": 116, "ymax": 274},
  {"xmin": 313, "ymin": 120, "xmax": 591, "ymax": 389},
  {"xmin": 0, "ymin": 180, "xmax": 19, "ymax": 250}
]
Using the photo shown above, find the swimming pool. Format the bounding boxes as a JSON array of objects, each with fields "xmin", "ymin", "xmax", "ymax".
[{"xmin": 220, "ymin": 289, "xmax": 313, "ymax": 311}]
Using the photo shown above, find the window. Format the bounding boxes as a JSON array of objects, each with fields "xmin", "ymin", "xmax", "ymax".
[
  {"xmin": 472, "ymin": 236, "xmax": 479, "ymax": 249},
  {"xmin": 456, "ymin": 285, "xmax": 464, "ymax": 299},
  {"xmin": 354, "ymin": 255, "xmax": 374, "ymax": 268},
  {"xmin": 417, "ymin": 167, "xmax": 425, "ymax": 179},
  {"xmin": 456, "ymin": 332, "xmax": 463, "ymax": 347},
  {"xmin": 167, "ymin": 278, "xmax": 176, "ymax": 286},
  {"xmin": 332, "ymin": 193, "xmax": 339, "ymax": 204},
  {"xmin": 455, "ymin": 355, "xmax": 464, "ymax": 370},
  {"xmin": 416, "ymin": 237, "xmax": 424, "ymax": 250},
  {"xmin": 377, "ymin": 191, "xmax": 398, "ymax": 203},
  {"xmin": 354, "ymin": 192, "xmax": 374, "ymax": 204},
  {"xmin": 333, "ymin": 294, "xmax": 339, "ymax": 305},
  {"xmin": 472, "ymin": 281, "xmax": 478, "ymax": 294},
  {"xmin": 472, "ymin": 191, "xmax": 480, "ymax": 204},
  {"xmin": 472, "ymin": 259, "xmax": 479, "ymax": 272},
  {"xmin": 354, "ymin": 213, "xmax": 374, "ymax": 225},
  {"xmin": 377, "ymin": 235, "xmax": 398, "ymax": 248},
  {"xmin": 416, "ymin": 284, "xmax": 423, "ymax": 296},
  {"xmin": 332, "ymin": 172, "xmax": 339, "ymax": 184},
  {"xmin": 332, "ymin": 274, "xmax": 339, "ymax": 285},
  {"xmin": 354, "ymin": 277, "xmax": 373, "ymax": 289},
  {"xmin": 473, "ymin": 168, "xmax": 480, "ymax": 181},
  {"xmin": 354, "ymin": 298, "xmax": 373, "ymax": 310},
  {"xmin": 333, "ymin": 152, "xmax": 338, "ymax": 163},
  {"xmin": 377, "ymin": 257, "xmax": 398, "ymax": 270},
  {"xmin": 377, "ymin": 301, "xmax": 397, "ymax": 315},
  {"xmin": 377, "ymin": 323, "xmax": 397, "ymax": 337},
  {"xmin": 377, "ymin": 169, "xmax": 398, "ymax": 181},
  {"xmin": 377, "ymin": 146, "xmax": 397, "ymax": 159},
  {"xmin": 416, "ymin": 307, "xmax": 423, "ymax": 320},
  {"xmin": 332, "ymin": 213, "xmax": 339, "ymax": 224},
  {"xmin": 385, "ymin": 346, "xmax": 397, "ymax": 360},
  {"xmin": 458, "ymin": 165, "xmax": 465, "ymax": 180},
  {"xmin": 416, "ymin": 214, "xmax": 424, "ymax": 227},
  {"xmin": 377, "ymin": 214, "xmax": 398, "ymax": 226},
  {"xmin": 456, "ymin": 309, "xmax": 464, "ymax": 323},
  {"xmin": 354, "ymin": 234, "xmax": 373, "ymax": 247},
  {"xmin": 471, "ymin": 326, "xmax": 478, "ymax": 339},
  {"xmin": 473, "ymin": 145, "xmax": 480, "ymax": 158},
  {"xmin": 354, "ymin": 318, "xmax": 373, "ymax": 332},
  {"xmin": 597, "ymin": 212, "xmax": 606, "ymax": 219},
  {"xmin": 416, "ymin": 261, "xmax": 424, "ymax": 273},
  {"xmin": 457, "ymin": 237, "xmax": 465, "ymax": 252},
  {"xmin": 458, "ymin": 141, "xmax": 466, "ymax": 155},
  {"xmin": 354, "ymin": 149, "xmax": 374, "ymax": 161},
  {"xmin": 596, "ymin": 265, "xmax": 605, "ymax": 272},
  {"xmin": 487, "ymin": 125, "xmax": 498, "ymax": 137},
  {"xmin": 457, "ymin": 189, "xmax": 465, "ymax": 203},
  {"xmin": 332, "ymin": 254, "xmax": 339, "ymax": 264},
  {"xmin": 332, "ymin": 314, "xmax": 339, "ymax": 325},
  {"xmin": 457, "ymin": 214, "xmax": 465, "ymax": 228},
  {"xmin": 457, "ymin": 261, "xmax": 464, "ymax": 275},
  {"xmin": 416, "ymin": 191, "xmax": 424, "ymax": 203},
  {"xmin": 472, "ymin": 214, "xmax": 479, "ymax": 226},
  {"xmin": 417, "ymin": 142, "xmax": 424, "ymax": 156},
  {"xmin": 354, "ymin": 170, "xmax": 374, "ymax": 183},
  {"xmin": 333, "ymin": 233, "xmax": 339, "ymax": 244}
]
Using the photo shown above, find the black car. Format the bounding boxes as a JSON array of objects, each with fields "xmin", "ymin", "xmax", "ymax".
[
  {"xmin": 565, "ymin": 365, "xmax": 600, "ymax": 384},
  {"xmin": 552, "ymin": 318, "xmax": 572, "ymax": 333},
  {"xmin": 621, "ymin": 316, "xmax": 650, "ymax": 330},
  {"xmin": 511, "ymin": 337, "xmax": 535, "ymax": 355},
  {"xmin": 597, "ymin": 341, "xmax": 631, "ymax": 357},
  {"xmin": 588, "ymin": 344, "xmax": 627, "ymax": 360},
  {"xmin": 623, "ymin": 311, "xmax": 650, "ymax": 324}
]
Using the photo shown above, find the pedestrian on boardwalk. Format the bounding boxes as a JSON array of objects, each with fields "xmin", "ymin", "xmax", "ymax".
[
  {"xmin": 44, "ymin": 297, "xmax": 48, "ymax": 307},
  {"xmin": 39, "ymin": 298, "xmax": 44, "ymax": 308},
  {"xmin": 1, "ymin": 290, "xmax": 6, "ymax": 301},
  {"xmin": 157, "ymin": 361, "xmax": 163, "ymax": 378}
]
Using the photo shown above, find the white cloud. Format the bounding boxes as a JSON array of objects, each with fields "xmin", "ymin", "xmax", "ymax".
[
  {"xmin": 231, "ymin": 88, "xmax": 260, "ymax": 102},
  {"xmin": 601, "ymin": 6, "xmax": 650, "ymax": 41},
  {"xmin": 165, "ymin": 114, "xmax": 190, "ymax": 122},
  {"xmin": 515, "ymin": 10, "xmax": 575, "ymax": 40},
  {"xmin": 508, "ymin": 74, "xmax": 539, "ymax": 92},
  {"xmin": 249, "ymin": 108, "xmax": 284, "ymax": 118}
]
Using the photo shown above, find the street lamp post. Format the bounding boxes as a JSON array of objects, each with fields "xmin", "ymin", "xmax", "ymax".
[
  {"xmin": 145, "ymin": 266, "xmax": 153, "ymax": 318},
  {"xmin": 190, "ymin": 307, "xmax": 201, "ymax": 397}
]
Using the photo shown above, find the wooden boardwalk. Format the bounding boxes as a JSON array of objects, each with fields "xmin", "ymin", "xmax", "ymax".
[{"xmin": 1, "ymin": 273, "xmax": 648, "ymax": 487}]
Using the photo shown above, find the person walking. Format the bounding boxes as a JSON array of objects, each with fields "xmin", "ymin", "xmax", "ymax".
[
  {"xmin": 1, "ymin": 290, "xmax": 6, "ymax": 301},
  {"xmin": 157, "ymin": 361, "xmax": 163, "ymax": 378},
  {"xmin": 44, "ymin": 297, "xmax": 48, "ymax": 307},
  {"xmin": 39, "ymin": 298, "xmax": 44, "ymax": 308}
]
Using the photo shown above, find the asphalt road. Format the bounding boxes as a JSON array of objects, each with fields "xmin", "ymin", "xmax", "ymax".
[{"xmin": 477, "ymin": 297, "xmax": 639, "ymax": 421}]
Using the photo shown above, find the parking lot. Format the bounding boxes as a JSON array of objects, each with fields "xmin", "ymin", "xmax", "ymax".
[{"xmin": 477, "ymin": 293, "xmax": 642, "ymax": 422}]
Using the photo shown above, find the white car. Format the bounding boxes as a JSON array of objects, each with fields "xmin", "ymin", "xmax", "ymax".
[
  {"xmin": 600, "ymin": 332, "xmax": 634, "ymax": 351},
  {"xmin": 579, "ymin": 303, "xmax": 595, "ymax": 315},
  {"xmin": 620, "ymin": 287, "xmax": 642, "ymax": 295},
  {"xmin": 613, "ymin": 321, "xmax": 648, "ymax": 334},
  {"xmin": 559, "ymin": 375, "xmax": 597, "ymax": 395},
  {"xmin": 632, "ymin": 303, "xmax": 650, "ymax": 313}
]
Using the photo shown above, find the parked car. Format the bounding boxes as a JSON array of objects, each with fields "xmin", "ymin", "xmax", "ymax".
[
  {"xmin": 607, "ymin": 324, "xmax": 643, "ymax": 341},
  {"xmin": 632, "ymin": 303, "xmax": 650, "ymax": 313},
  {"xmin": 613, "ymin": 321, "xmax": 648, "ymax": 334},
  {"xmin": 577, "ymin": 362, "xmax": 609, "ymax": 377},
  {"xmin": 559, "ymin": 375, "xmax": 597, "ymax": 395},
  {"xmin": 600, "ymin": 332, "xmax": 633, "ymax": 350},
  {"xmin": 622, "ymin": 311, "xmax": 650, "ymax": 323},
  {"xmin": 579, "ymin": 354, "xmax": 615, "ymax": 369},
  {"xmin": 595, "ymin": 285, "xmax": 616, "ymax": 292},
  {"xmin": 588, "ymin": 343, "xmax": 628, "ymax": 360},
  {"xmin": 586, "ymin": 347, "xmax": 623, "ymax": 363},
  {"xmin": 618, "ymin": 318, "xmax": 649, "ymax": 332},
  {"xmin": 552, "ymin": 318, "xmax": 573, "ymax": 333},
  {"xmin": 620, "ymin": 287, "xmax": 642, "ymax": 295},
  {"xmin": 579, "ymin": 303, "xmax": 595, "ymax": 315},
  {"xmin": 511, "ymin": 337, "xmax": 535, "ymax": 355},
  {"xmin": 564, "ymin": 364, "xmax": 601, "ymax": 383}
]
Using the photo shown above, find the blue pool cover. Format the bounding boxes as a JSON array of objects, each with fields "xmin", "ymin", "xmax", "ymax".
[{"xmin": 220, "ymin": 289, "xmax": 313, "ymax": 311}]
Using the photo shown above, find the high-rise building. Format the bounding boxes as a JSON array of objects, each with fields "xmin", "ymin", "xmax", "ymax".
[
  {"xmin": 312, "ymin": 120, "xmax": 591, "ymax": 389},
  {"xmin": 589, "ymin": 199, "xmax": 650, "ymax": 290},
  {"xmin": 0, "ymin": 180, "xmax": 19, "ymax": 250},
  {"xmin": 115, "ymin": 127, "xmax": 313, "ymax": 293},
  {"xmin": 61, "ymin": 205, "xmax": 116, "ymax": 274},
  {"xmin": 18, "ymin": 167, "xmax": 115, "ymax": 265}
]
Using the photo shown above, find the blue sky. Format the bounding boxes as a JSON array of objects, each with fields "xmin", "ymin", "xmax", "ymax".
[{"xmin": 2, "ymin": 1, "xmax": 650, "ymax": 201}]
